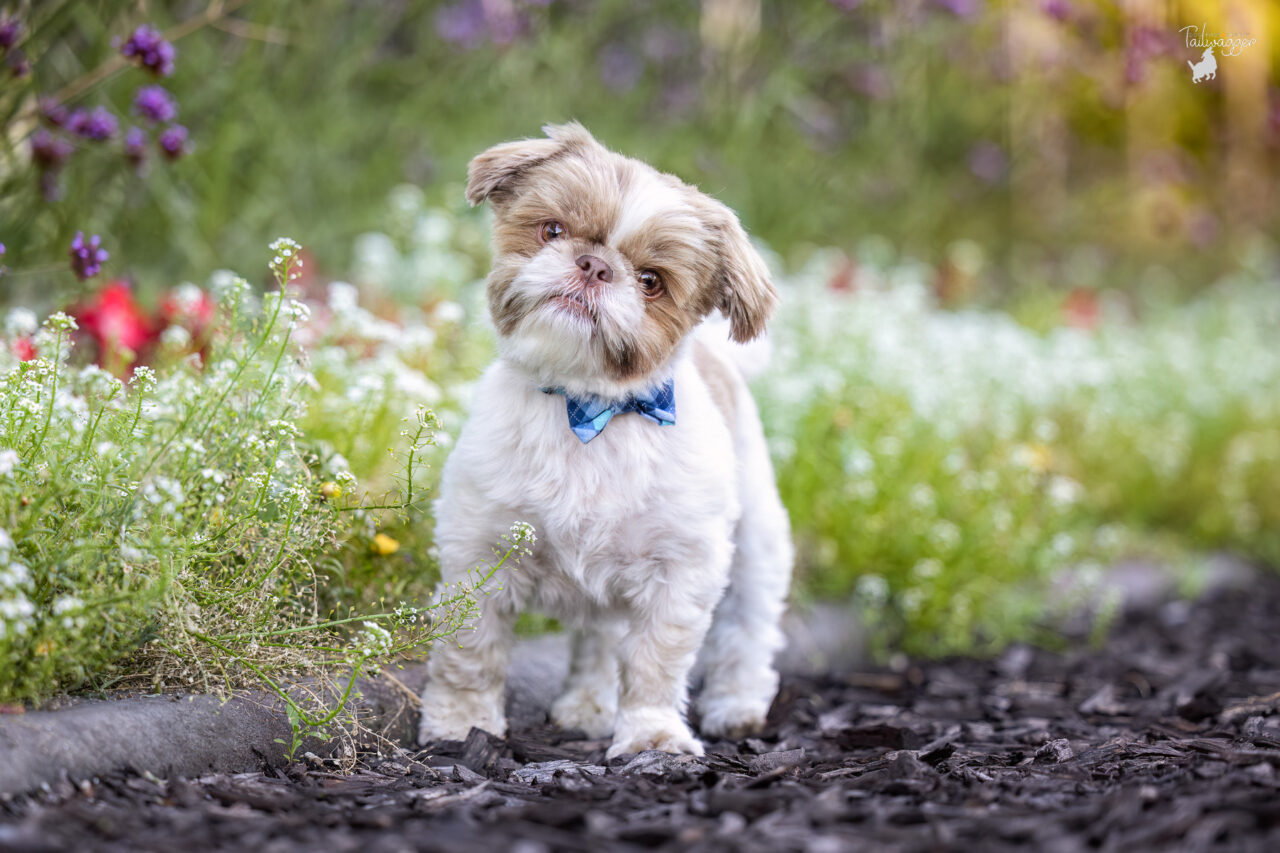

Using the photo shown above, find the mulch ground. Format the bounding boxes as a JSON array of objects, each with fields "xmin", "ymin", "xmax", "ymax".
[{"xmin": 3, "ymin": 577, "xmax": 1280, "ymax": 853}]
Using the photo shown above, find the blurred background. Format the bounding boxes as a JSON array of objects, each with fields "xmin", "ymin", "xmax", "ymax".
[
  {"xmin": 2, "ymin": 0, "xmax": 1278, "ymax": 306},
  {"xmin": 2, "ymin": 0, "xmax": 1279, "ymax": 671}
]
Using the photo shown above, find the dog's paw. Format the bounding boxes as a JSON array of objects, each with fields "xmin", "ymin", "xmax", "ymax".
[
  {"xmin": 551, "ymin": 686, "xmax": 616, "ymax": 739},
  {"xmin": 418, "ymin": 683, "xmax": 506, "ymax": 745},
  {"xmin": 606, "ymin": 707, "xmax": 704, "ymax": 759},
  {"xmin": 698, "ymin": 695, "xmax": 769, "ymax": 740}
]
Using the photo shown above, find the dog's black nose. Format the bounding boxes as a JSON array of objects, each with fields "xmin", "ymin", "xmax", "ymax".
[{"xmin": 576, "ymin": 254, "xmax": 613, "ymax": 284}]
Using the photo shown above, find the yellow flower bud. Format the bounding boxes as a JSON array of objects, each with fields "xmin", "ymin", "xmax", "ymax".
[{"xmin": 372, "ymin": 533, "xmax": 400, "ymax": 556}]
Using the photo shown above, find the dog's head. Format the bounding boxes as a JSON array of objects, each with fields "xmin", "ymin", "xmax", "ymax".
[{"xmin": 467, "ymin": 122, "xmax": 776, "ymax": 397}]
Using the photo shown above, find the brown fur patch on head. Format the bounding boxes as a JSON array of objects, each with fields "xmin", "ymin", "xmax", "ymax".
[{"xmin": 465, "ymin": 122, "xmax": 600, "ymax": 207}]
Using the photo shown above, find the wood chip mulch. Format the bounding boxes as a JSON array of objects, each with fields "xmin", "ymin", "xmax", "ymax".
[{"xmin": 2, "ymin": 577, "xmax": 1279, "ymax": 852}]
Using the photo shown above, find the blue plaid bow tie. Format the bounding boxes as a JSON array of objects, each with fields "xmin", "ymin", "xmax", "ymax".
[{"xmin": 543, "ymin": 380, "xmax": 677, "ymax": 444}]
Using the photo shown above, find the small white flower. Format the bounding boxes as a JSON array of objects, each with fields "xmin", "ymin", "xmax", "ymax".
[
  {"xmin": 160, "ymin": 325, "xmax": 192, "ymax": 348},
  {"xmin": 129, "ymin": 366, "xmax": 157, "ymax": 393},
  {"xmin": 1047, "ymin": 476, "xmax": 1083, "ymax": 508},
  {"xmin": 433, "ymin": 301, "xmax": 465, "ymax": 325},
  {"xmin": 355, "ymin": 621, "xmax": 393, "ymax": 658},
  {"xmin": 285, "ymin": 300, "xmax": 311, "ymax": 330},
  {"xmin": 43, "ymin": 311, "xmax": 78, "ymax": 332},
  {"xmin": 52, "ymin": 595, "xmax": 83, "ymax": 615},
  {"xmin": 0, "ymin": 448, "xmax": 18, "ymax": 477},
  {"xmin": 4, "ymin": 307, "xmax": 38, "ymax": 338},
  {"xmin": 327, "ymin": 282, "xmax": 360, "ymax": 313},
  {"xmin": 267, "ymin": 419, "xmax": 302, "ymax": 439},
  {"xmin": 508, "ymin": 521, "xmax": 537, "ymax": 545},
  {"xmin": 855, "ymin": 574, "xmax": 889, "ymax": 606}
]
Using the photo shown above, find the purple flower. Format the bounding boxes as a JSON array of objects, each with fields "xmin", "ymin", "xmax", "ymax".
[
  {"xmin": 435, "ymin": 0, "xmax": 488, "ymax": 48},
  {"xmin": 158, "ymin": 124, "xmax": 188, "ymax": 160},
  {"xmin": 124, "ymin": 127, "xmax": 147, "ymax": 166},
  {"xmin": 641, "ymin": 26, "xmax": 688, "ymax": 63},
  {"xmin": 40, "ymin": 98, "xmax": 70, "ymax": 127},
  {"xmin": 133, "ymin": 85, "xmax": 177, "ymax": 123},
  {"xmin": 1040, "ymin": 0, "xmax": 1071, "ymax": 21},
  {"xmin": 933, "ymin": 0, "xmax": 983, "ymax": 16},
  {"xmin": 120, "ymin": 25, "xmax": 176, "ymax": 76},
  {"xmin": 30, "ymin": 130, "xmax": 74, "ymax": 170},
  {"xmin": 0, "ymin": 17, "xmax": 21, "ymax": 51},
  {"xmin": 69, "ymin": 107, "xmax": 118, "ymax": 141},
  {"xmin": 598, "ymin": 44, "xmax": 644, "ymax": 94},
  {"xmin": 434, "ymin": 0, "xmax": 526, "ymax": 48},
  {"xmin": 6, "ymin": 49, "xmax": 28, "ymax": 77},
  {"xmin": 69, "ymin": 232, "xmax": 109, "ymax": 280}
]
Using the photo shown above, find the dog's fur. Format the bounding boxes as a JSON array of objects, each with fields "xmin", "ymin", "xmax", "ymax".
[{"xmin": 418, "ymin": 123, "xmax": 793, "ymax": 758}]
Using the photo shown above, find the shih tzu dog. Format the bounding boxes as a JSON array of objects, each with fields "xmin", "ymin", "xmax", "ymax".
[{"xmin": 418, "ymin": 123, "xmax": 793, "ymax": 758}]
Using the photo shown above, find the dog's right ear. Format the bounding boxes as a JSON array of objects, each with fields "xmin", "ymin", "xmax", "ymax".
[{"xmin": 465, "ymin": 122, "xmax": 597, "ymax": 206}]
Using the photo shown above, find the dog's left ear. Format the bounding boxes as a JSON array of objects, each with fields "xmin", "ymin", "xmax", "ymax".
[{"xmin": 708, "ymin": 202, "xmax": 777, "ymax": 343}]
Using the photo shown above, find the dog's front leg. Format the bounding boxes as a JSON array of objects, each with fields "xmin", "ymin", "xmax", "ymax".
[
  {"xmin": 418, "ymin": 585, "xmax": 517, "ymax": 744},
  {"xmin": 551, "ymin": 619, "xmax": 624, "ymax": 738},
  {"xmin": 606, "ymin": 582, "xmax": 722, "ymax": 759}
]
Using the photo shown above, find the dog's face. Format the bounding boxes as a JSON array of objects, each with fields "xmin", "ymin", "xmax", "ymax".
[{"xmin": 466, "ymin": 123, "xmax": 776, "ymax": 394}]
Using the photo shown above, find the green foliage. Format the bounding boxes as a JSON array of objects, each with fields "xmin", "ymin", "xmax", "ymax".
[{"xmin": 761, "ymin": 253, "xmax": 1280, "ymax": 655}]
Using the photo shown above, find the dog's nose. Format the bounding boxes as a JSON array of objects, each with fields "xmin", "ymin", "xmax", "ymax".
[{"xmin": 575, "ymin": 254, "xmax": 613, "ymax": 284}]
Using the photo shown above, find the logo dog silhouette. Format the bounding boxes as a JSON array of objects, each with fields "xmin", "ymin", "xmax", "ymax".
[{"xmin": 1189, "ymin": 47, "xmax": 1216, "ymax": 83}]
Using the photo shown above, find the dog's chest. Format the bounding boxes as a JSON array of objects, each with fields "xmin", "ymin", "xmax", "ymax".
[{"xmin": 459, "ymin": 367, "xmax": 736, "ymax": 601}]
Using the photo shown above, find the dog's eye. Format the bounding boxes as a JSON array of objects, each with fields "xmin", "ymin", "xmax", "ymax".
[
  {"xmin": 638, "ymin": 270, "xmax": 664, "ymax": 299},
  {"xmin": 540, "ymin": 221, "xmax": 567, "ymax": 242}
]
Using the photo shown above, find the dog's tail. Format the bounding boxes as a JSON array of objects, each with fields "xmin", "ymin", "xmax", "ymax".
[{"xmin": 695, "ymin": 314, "xmax": 773, "ymax": 380}]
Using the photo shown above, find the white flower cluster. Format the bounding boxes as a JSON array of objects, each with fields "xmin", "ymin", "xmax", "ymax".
[
  {"xmin": 141, "ymin": 475, "xmax": 185, "ymax": 516},
  {"xmin": 268, "ymin": 238, "xmax": 304, "ymax": 284},
  {"xmin": 0, "ymin": 529, "xmax": 34, "ymax": 641},
  {"xmin": 4, "ymin": 308, "xmax": 37, "ymax": 339},
  {"xmin": 354, "ymin": 620, "xmax": 393, "ymax": 658},
  {"xmin": 128, "ymin": 365, "xmax": 157, "ymax": 393},
  {"xmin": 503, "ymin": 521, "xmax": 537, "ymax": 556}
]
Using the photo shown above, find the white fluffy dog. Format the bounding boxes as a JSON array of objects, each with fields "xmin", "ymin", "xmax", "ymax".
[{"xmin": 418, "ymin": 123, "xmax": 793, "ymax": 758}]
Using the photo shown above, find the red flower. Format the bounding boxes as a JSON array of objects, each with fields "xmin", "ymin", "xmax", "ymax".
[
  {"xmin": 12, "ymin": 337, "xmax": 36, "ymax": 361},
  {"xmin": 1062, "ymin": 288, "xmax": 1100, "ymax": 330},
  {"xmin": 70, "ymin": 280, "xmax": 158, "ymax": 370},
  {"xmin": 827, "ymin": 256, "xmax": 858, "ymax": 295}
]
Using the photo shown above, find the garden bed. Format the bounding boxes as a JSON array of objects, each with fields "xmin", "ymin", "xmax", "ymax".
[{"xmin": 2, "ymin": 570, "xmax": 1278, "ymax": 851}]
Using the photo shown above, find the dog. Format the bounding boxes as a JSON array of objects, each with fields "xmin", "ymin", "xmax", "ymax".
[
  {"xmin": 418, "ymin": 123, "xmax": 793, "ymax": 758},
  {"xmin": 1189, "ymin": 47, "xmax": 1216, "ymax": 83}
]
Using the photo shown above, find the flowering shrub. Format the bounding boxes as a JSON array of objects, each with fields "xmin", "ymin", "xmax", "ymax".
[{"xmin": 0, "ymin": 240, "xmax": 530, "ymax": 742}]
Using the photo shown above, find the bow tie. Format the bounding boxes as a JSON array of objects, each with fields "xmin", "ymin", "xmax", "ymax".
[{"xmin": 542, "ymin": 380, "xmax": 677, "ymax": 444}]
